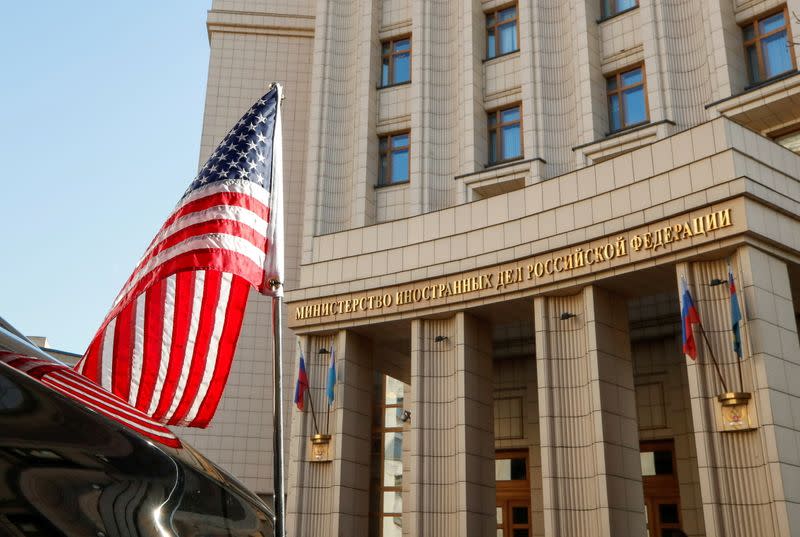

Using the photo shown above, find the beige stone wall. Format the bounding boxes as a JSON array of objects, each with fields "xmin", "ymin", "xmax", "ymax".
[
  {"xmin": 407, "ymin": 314, "xmax": 495, "ymax": 536},
  {"xmin": 677, "ymin": 250, "xmax": 800, "ymax": 536}
]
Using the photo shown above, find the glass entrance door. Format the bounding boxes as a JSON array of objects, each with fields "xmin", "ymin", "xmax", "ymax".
[
  {"xmin": 495, "ymin": 449, "xmax": 531, "ymax": 537},
  {"xmin": 641, "ymin": 439, "xmax": 683, "ymax": 537}
]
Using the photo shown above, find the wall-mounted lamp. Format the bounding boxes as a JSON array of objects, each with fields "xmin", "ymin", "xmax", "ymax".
[
  {"xmin": 709, "ymin": 278, "xmax": 728, "ymax": 287},
  {"xmin": 559, "ymin": 312, "xmax": 576, "ymax": 321},
  {"xmin": 317, "ymin": 347, "xmax": 330, "ymax": 355},
  {"xmin": 400, "ymin": 410, "xmax": 411, "ymax": 423},
  {"xmin": 434, "ymin": 335, "xmax": 448, "ymax": 343}
]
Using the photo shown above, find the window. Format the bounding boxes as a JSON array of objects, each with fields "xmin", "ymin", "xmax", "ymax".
[
  {"xmin": 488, "ymin": 105, "xmax": 522, "ymax": 164},
  {"xmin": 381, "ymin": 37, "xmax": 411, "ymax": 87},
  {"xmin": 606, "ymin": 65, "xmax": 648, "ymax": 132},
  {"xmin": 486, "ymin": 4, "xmax": 518, "ymax": 59},
  {"xmin": 378, "ymin": 132, "xmax": 410, "ymax": 185},
  {"xmin": 742, "ymin": 7, "xmax": 796, "ymax": 85},
  {"xmin": 771, "ymin": 125, "xmax": 800, "ymax": 154},
  {"xmin": 370, "ymin": 375, "xmax": 406, "ymax": 537},
  {"xmin": 601, "ymin": 0, "xmax": 638, "ymax": 19}
]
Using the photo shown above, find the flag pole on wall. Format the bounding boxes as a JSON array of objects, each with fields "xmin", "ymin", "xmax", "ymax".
[{"xmin": 271, "ymin": 290, "xmax": 285, "ymax": 537}]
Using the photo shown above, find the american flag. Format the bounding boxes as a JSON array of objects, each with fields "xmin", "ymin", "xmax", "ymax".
[
  {"xmin": 1, "ymin": 352, "xmax": 182, "ymax": 448},
  {"xmin": 75, "ymin": 84, "xmax": 284, "ymax": 428}
]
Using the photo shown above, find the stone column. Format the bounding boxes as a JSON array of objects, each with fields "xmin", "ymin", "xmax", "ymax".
[
  {"xmin": 535, "ymin": 286, "xmax": 645, "ymax": 537},
  {"xmin": 286, "ymin": 330, "xmax": 374, "ymax": 537},
  {"xmin": 407, "ymin": 313, "xmax": 495, "ymax": 536},
  {"xmin": 679, "ymin": 246, "xmax": 800, "ymax": 537}
]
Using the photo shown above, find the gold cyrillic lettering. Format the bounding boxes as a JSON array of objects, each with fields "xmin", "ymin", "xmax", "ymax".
[
  {"xmin": 718, "ymin": 208, "xmax": 732, "ymax": 227},
  {"xmin": 705, "ymin": 212, "xmax": 718, "ymax": 232},
  {"xmin": 574, "ymin": 249, "xmax": 585, "ymax": 268},
  {"xmin": 692, "ymin": 217, "xmax": 706, "ymax": 235},
  {"xmin": 616, "ymin": 236, "xmax": 627, "ymax": 257}
]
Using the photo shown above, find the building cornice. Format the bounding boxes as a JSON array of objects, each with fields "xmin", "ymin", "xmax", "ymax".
[{"xmin": 206, "ymin": 9, "xmax": 315, "ymax": 40}]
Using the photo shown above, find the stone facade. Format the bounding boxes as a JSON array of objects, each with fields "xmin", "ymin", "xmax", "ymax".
[{"xmin": 190, "ymin": 0, "xmax": 800, "ymax": 535}]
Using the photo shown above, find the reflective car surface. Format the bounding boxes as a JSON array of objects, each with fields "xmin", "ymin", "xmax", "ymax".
[{"xmin": 0, "ymin": 318, "xmax": 273, "ymax": 537}]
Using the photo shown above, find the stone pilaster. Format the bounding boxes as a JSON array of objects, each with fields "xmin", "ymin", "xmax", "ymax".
[
  {"xmin": 679, "ymin": 247, "xmax": 800, "ymax": 537},
  {"xmin": 287, "ymin": 331, "xmax": 373, "ymax": 537},
  {"xmin": 535, "ymin": 286, "xmax": 645, "ymax": 537},
  {"xmin": 407, "ymin": 313, "xmax": 495, "ymax": 536}
]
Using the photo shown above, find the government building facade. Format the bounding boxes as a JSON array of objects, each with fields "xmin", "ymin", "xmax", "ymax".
[{"xmin": 180, "ymin": 0, "xmax": 800, "ymax": 536}]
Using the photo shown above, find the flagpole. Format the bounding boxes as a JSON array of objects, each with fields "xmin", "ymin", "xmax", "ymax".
[
  {"xmin": 737, "ymin": 349, "xmax": 744, "ymax": 393},
  {"xmin": 271, "ymin": 292, "xmax": 286, "ymax": 537},
  {"xmin": 697, "ymin": 322, "xmax": 729, "ymax": 393},
  {"xmin": 299, "ymin": 342, "xmax": 321, "ymax": 435},
  {"xmin": 730, "ymin": 260, "xmax": 745, "ymax": 393}
]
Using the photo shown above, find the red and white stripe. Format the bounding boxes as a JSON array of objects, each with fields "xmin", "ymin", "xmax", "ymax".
[
  {"xmin": 1, "ymin": 353, "xmax": 181, "ymax": 448},
  {"xmin": 74, "ymin": 85, "xmax": 284, "ymax": 429},
  {"xmin": 77, "ymin": 269, "xmax": 250, "ymax": 428},
  {"xmin": 75, "ymin": 170, "xmax": 274, "ymax": 429}
]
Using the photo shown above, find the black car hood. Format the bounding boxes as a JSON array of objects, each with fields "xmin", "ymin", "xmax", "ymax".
[{"xmin": 0, "ymin": 360, "xmax": 273, "ymax": 537}]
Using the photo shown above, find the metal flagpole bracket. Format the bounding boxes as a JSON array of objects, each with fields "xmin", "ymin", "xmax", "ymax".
[
  {"xmin": 309, "ymin": 433, "xmax": 333, "ymax": 462},
  {"xmin": 717, "ymin": 391, "xmax": 756, "ymax": 432}
]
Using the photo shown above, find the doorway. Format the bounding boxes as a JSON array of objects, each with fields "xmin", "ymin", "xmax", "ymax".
[
  {"xmin": 641, "ymin": 439, "xmax": 682, "ymax": 537},
  {"xmin": 495, "ymin": 449, "xmax": 531, "ymax": 537}
]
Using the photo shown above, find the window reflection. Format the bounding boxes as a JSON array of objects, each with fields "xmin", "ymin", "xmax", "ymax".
[
  {"xmin": 381, "ymin": 38, "xmax": 412, "ymax": 87},
  {"xmin": 488, "ymin": 105, "xmax": 522, "ymax": 164},
  {"xmin": 742, "ymin": 8, "xmax": 795, "ymax": 84},
  {"xmin": 606, "ymin": 65, "xmax": 648, "ymax": 132},
  {"xmin": 486, "ymin": 4, "xmax": 519, "ymax": 59}
]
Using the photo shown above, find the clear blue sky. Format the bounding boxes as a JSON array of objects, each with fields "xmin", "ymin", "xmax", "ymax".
[{"xmin": 0, "ymin": 2, "xmax": 211, "ymax": 352}]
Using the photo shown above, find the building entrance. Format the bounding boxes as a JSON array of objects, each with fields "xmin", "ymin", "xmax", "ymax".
[
  {"xmin": 641, "ymin": 439, "xmax": 682, "ymax": 537},
  {"xmin": 495, "ymin": 449, "xmax": 531, "ymax": 537}
]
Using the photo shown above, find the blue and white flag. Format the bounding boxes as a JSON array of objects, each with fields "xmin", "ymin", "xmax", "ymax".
[{"xmin": 326, "ymin": 345, "xmax": 336, "ymax": 405}]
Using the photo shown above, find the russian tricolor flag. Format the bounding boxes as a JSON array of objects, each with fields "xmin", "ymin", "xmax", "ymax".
[
  {"xmin": 294, "ymin": 351, "xmax": 310, "ymax": 411},
  {"xmin": 681, "ymin": 279, "xmax": 701, "ymax": 360}
]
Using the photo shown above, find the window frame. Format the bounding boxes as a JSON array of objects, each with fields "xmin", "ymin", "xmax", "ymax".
[
  {"xmin": 487, "ymin": 103, "xmax": 523, "ymax": 165},
  {"xmin": 741, "ymin": 5, "xmax": 797, "ymax": 85},
  {"xmin": 372, "ymin": 375, "xmax": 405, "ymax": 537},
  {"xmin": 380, "ymin": 36, "xmax": 412, "ymax": 88},
  {"xmin": 378, "ymin": 131, "xmax": 411, "ymax": 186},
  {"xmin": 605, "ymin": 63, "xmax": 649, "ymax": 133},
  {"xmin": 485, "ymin": 3, "xmax": 520, "ymax": 60},
  {"xmin": 768, "ymin": 122, "xmax": 800, "ymax": 154},
  {"xmin": 600, "ymin": 0, "xmax": 639, "ymax": 21}
]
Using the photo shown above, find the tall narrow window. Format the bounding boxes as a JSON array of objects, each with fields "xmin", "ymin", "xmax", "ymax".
[
  {"xmin": 488, "ymin": 105, "xmax": 522, "ymax": 164},
  {"xmin": 742, "ymin": 7, "xmax": 796, "ymax": 85},
  {"xmin": 378, "ymin": 132, "xmax": 410, "ymax": 185},
  {"xmin": 606, "ymin": 65, "xmax": 648, "ymax": 132},
  {"xmin": 370, "ymin": 375, "xmax": 405, "ymax": 537},
  {"xmin": 486, "ymin": 4, "xmax": 518, "ymax": 59},
  {"xmin": 601, "ymin": 0, "xmax": 638, "ymax": 19},
  {"xmin": 381, "ymin": 37, "xmax": 411, "ymax": 87}
]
